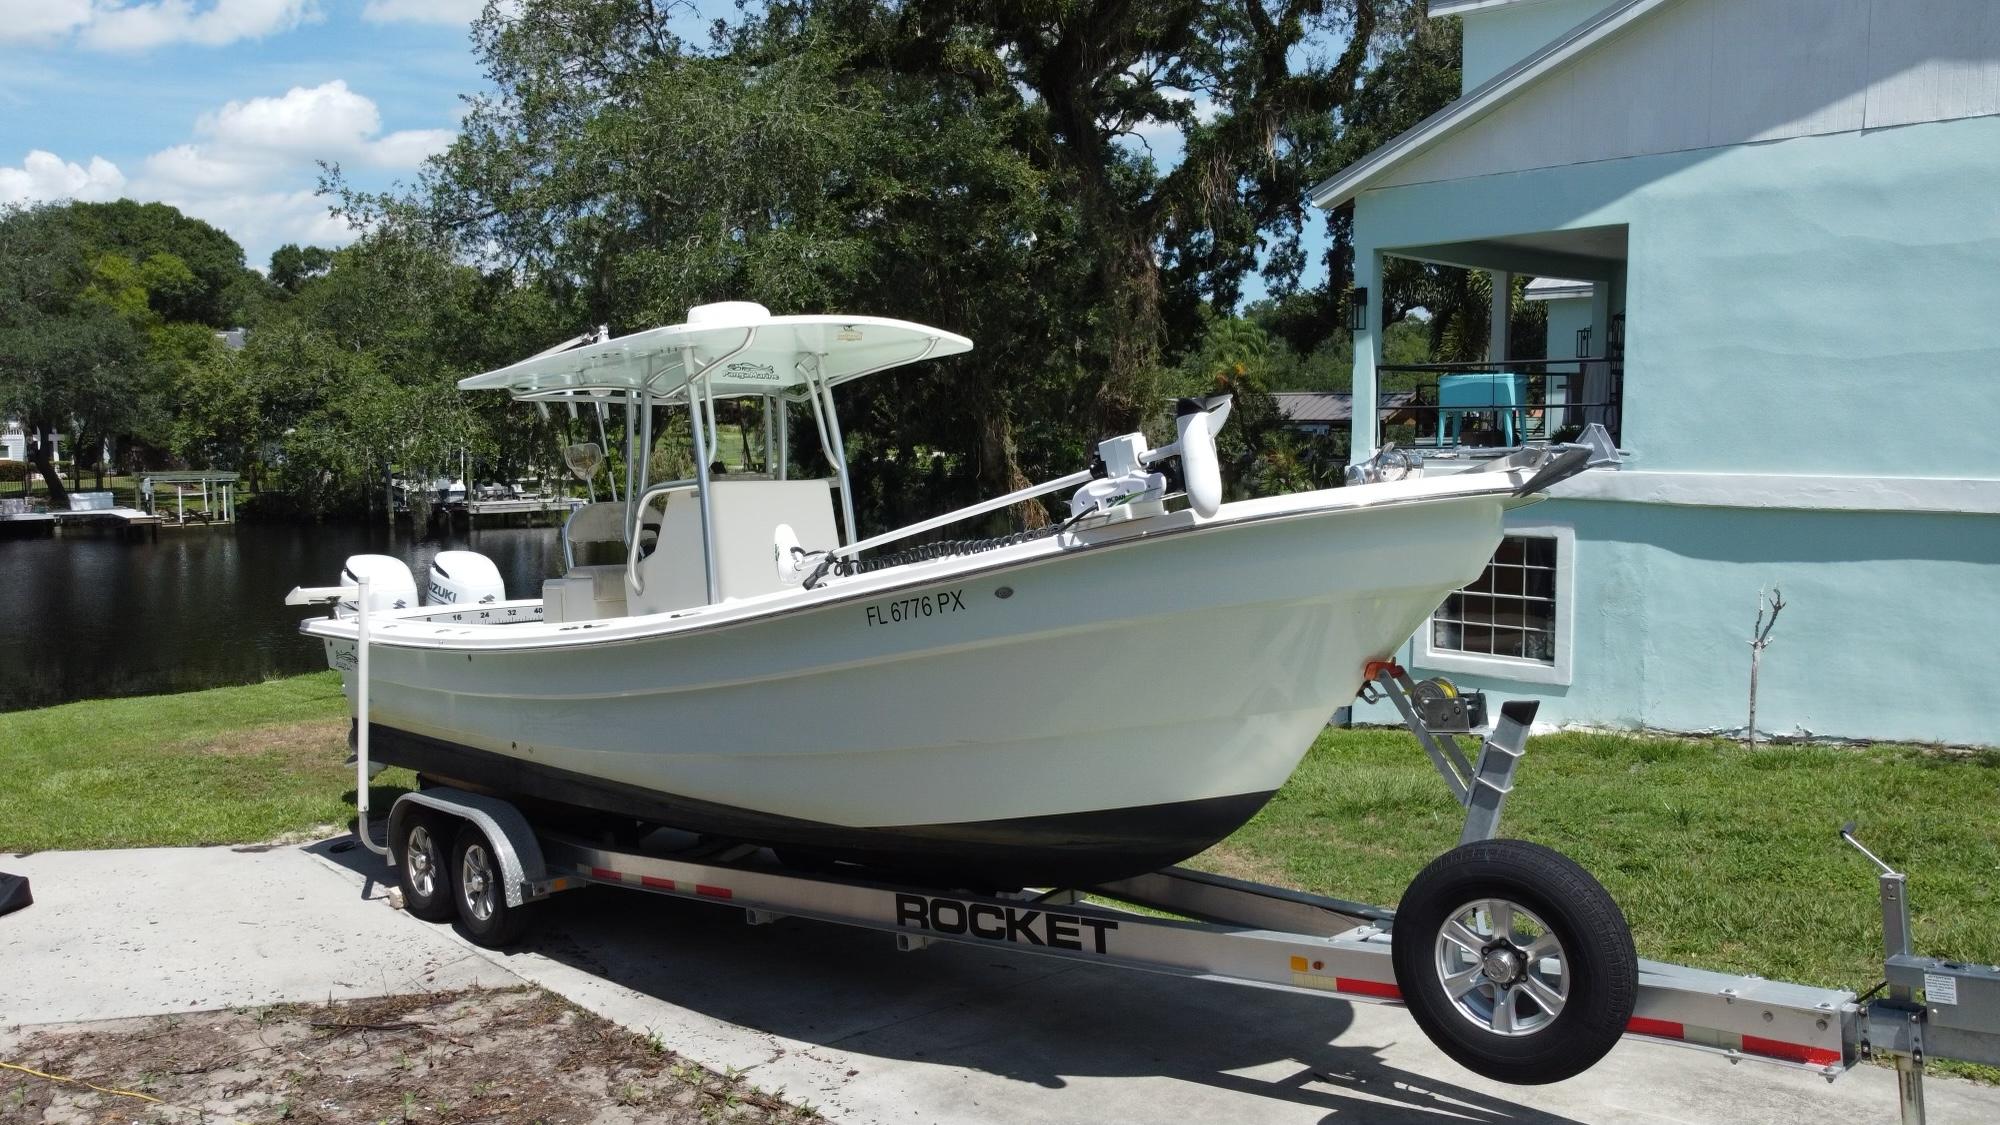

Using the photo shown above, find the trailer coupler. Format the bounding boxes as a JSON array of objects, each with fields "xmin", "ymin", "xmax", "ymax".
[{"xmin": 1841, "ymin": 822, "xmax": 2000, "ymax": 1124}]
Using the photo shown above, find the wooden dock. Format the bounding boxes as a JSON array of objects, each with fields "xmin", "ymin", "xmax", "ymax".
[
  {"xmin": 51, "ymin": 507, "xmax": 163, "ymax": 539},
  {"xmin": 461, "ymin": 496, "xmax": 583, "ymax": 525}
]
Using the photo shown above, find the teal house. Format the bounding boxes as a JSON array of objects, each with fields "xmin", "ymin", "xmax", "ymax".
[{"xmin": 1317, "ymin": 0, "xmax": 2000, "ymax": 745}]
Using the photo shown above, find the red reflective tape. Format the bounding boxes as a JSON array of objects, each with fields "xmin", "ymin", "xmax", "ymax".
[
  {"xmin": 1741, "ymin": 1034, "xmax": 1840, "ymax": 1067},
  {"xmin": 1627, "ymin": 1016, "xmax": 1685, "ymax": 1040},
  {"xmin": 1337, "ymin": 977, "xmax": 1402, "ymax": 1000},
  {"xmin": 589, "ymin": 866, "xmax": 621, "ymax": 881},
  {"xmin": 639, "ymin": 875, "xmax": 675, "ymax": 890},
  {"xmin": 695, "ymin": 884, "xmax": 733, "ymax": 900}
]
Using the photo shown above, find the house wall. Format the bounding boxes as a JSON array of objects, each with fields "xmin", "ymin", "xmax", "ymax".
[
  {"xmin": 1358, "ymin": 497, "xmax": 2000, "ymax": 747},
  {"xmin": 2, "ymin": 426, "xmax": 57, "ymax": 462},
  {"xmin": 1539, "ymin": 293, "xmax": 1592, "ymax": 360},
  {"xmin": 1347, "ymin": 101, "xmax": 2000, "ymax": 744},
  {"xmin": 1458, "ymin": 0, "xmax": 1616, "ymax": 92},
  {"xmin": 1390, "ymin": 0, "xmax": 2000, "ymax": 191},
  {"xmin": 1355, "ymin": 111, "xmax": 2000, "ymax": 478}
]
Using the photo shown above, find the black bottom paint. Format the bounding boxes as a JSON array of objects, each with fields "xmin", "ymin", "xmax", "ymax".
[{"xmin": 366, "ymin": 725, "xmax": 1275, "ymax": 889}]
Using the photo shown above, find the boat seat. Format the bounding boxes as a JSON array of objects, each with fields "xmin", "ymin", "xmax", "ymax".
[
  {"xmin": 631, "ymin": 479, "xmax": 838, "ymax": 615},
  {"xmin": 563, "ymin": 500, "xmax": 629, "ymax": 568},
  {"xmin": 542, "ymin": 565, "xmax": 628, "ymax": 624}
]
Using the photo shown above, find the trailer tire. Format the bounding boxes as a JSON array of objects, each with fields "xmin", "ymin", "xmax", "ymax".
[
  {"xmin": 1392, "ymin": 839, "xmax": 1635, "ymax": 1085},
  {"xmin": 450, "ymin": 824, "xmax": 535, "ymax": 948},
  {"xmin": 391, "ymin": 809, "xmax": 456, "ymax": 922}
]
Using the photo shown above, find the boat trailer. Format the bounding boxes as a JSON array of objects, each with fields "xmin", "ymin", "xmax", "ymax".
[{"xmin": 296, "ymin": 579, "xmax": 1998, "ymax": 1122}]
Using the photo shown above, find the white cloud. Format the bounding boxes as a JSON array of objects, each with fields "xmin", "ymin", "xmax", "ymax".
[
  {"xmin": 1, "ymin": 1, "xmax": 321, "ymax": 52},
  {"xmin": 154, "ymin": 186, "xmax": 357, "ymax": 262},
  {"xmin": 361, "ymin": 0, "xmax": 485, "ymax": 25},
  {"xmin": 0, "ymin": 0, "xmax": 93, "ymax": 43},
  {"xmin": 203, "ymin": 79, "xmax": 385, "ymax": 155},
  {"xmin": 142, "ymin": 81, "xmax": 455, "ymax": 192},
  {"xmin": 0, "ymin": 150, "xmax": 127, "ymax": 204},
  {"xmin": 141, "ymin": 81, "xmax": 450, "ymax": 264},
  {"xmin": 5, "ymin": 79, "xmax": 448, "ymax": 268},
  {"xmin": 368, "ymin": 127, "xmax": 456, "ymax": 166},
  {"xmin": 141, "ymin": 143, "xmax": 264, "ymax": 189}
]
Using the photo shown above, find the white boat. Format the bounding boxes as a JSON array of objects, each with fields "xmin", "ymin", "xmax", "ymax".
[{"xmin": 299, "ymin": 302, "xmax": 1610, "ymax": 887}]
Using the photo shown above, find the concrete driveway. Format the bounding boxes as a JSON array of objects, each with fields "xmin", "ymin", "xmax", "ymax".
[{"xmin": 3, "ymin": 841, "xmax": 1995, "ymax": 1124}]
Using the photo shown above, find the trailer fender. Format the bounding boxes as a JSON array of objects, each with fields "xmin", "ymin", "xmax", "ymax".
[{"xmin": 387, "ymin": 789, "xmax": 549, "ymax": 908}]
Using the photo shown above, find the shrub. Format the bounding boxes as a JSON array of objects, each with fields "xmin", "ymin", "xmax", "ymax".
[{"xmin": 0, "ymin": 459, "xmax": 30, "ymax": 483}]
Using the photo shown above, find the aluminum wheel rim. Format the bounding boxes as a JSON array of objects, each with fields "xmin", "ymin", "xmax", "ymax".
[
  {"xmin": 1434, "ymin": 897, "xmax": 1568, "ymax": 1037},
  {"xmin": 406, "ymin": 825, "xmax": 441, "ymax": 899},
  {"xmin": 460, "ymin": 843, "xmax": 496, "ymax": 922}
]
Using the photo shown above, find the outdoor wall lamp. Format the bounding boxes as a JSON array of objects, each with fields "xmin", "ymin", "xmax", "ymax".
[
  {"xmin": 1575, "ymin": 327, "xmax": 1592, "ymax": 358},
  {"xmin": 1347, "ymin": 286, "xmax": 1369, "ymax": 331}
]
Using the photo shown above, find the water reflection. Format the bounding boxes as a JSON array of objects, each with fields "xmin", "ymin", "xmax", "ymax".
[{"xmin": 0, "ymin": 523, "xmax": 563, "ymax": 713}]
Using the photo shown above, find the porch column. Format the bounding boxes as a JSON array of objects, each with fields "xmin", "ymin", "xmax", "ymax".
[
  {"xmin": 1349, "ymin": 250, "xmax": 1383, "ymax": 464},
  {"xmin": 1588, "ymin": 277, "xmax": 1613, "ymax": 358},
  {"xmin": 1586, "ymin": 274, "xmax": 1615, "ymax": 429},
  {"xmin": 1487, "ymin": 270, "xmax": 1512, "ymax": 362}
]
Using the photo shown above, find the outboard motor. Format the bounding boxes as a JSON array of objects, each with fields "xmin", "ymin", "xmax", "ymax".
[
  {"xmin": 338, "ymin": 554, "xmax": 418, "ymax": 616},
  {"xmin": 426, "ymin": 550, "xmax": 506, "ymax": 606}
]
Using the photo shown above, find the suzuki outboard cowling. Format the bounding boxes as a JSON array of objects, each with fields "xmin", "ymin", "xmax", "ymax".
[
  {"xmin": 427, "ymin": 550, "xmax": 506, "ymax": 606},
  {"xmin": 339, "ymin": 554, "xmax": 417, "ymax": 615}
]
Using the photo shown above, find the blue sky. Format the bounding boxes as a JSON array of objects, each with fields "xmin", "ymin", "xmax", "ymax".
[
  {"xmin": 0, "ymin": 1, "xmax": 487, "ymax": 270},
  {"xmin": 0, "ymin": 1, "xmax": 1324, "ymax": 302}
]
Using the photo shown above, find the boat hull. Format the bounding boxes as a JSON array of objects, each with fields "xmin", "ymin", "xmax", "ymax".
[
  {"xmin": 369, "ymin": 724, "xmax": 1272, "ymax": 887},
  {"xmin": 324, "ymin": 489, "xmax": 1510, "ymax": 886}
]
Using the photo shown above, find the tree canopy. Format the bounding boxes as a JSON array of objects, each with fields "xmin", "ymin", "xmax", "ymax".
[
  {"xmin": 9, "ymin": 1, "xmax": 1468, "ymax": 526},
  {"xmin": 0, "ymin": 201, "xmax": 264, "ymax": 501}
]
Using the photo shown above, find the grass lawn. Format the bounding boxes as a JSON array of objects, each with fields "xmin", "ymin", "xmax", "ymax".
[
  {"xmin": 0, "ymin": 673, "xmax": 412, "ymax": 852},
  {"xmin": 1203, "ymin": 726, "xmax": 2000, "ymax": 997}
]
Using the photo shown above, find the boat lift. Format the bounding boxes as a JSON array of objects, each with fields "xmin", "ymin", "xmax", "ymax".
[{"xmin": 292, "ymin": 580, "xmax": 1998, "ymax": 1123}]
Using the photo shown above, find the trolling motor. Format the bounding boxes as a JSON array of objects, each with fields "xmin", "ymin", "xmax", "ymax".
[{"xmin": 1068, "ymin": 396, "xmax": 1231, "ymax": 522}]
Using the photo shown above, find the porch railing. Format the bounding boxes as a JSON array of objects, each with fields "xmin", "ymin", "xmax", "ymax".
[{"xmin": 1375, "ymin": 358, "xmax": 1623, "ymax": 452}]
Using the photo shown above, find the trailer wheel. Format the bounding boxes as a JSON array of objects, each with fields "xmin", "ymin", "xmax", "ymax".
[
  {"xmin": 451, "ymin": 824, "xmax": 535, "ymax": 947},
  {"xmin": 1391, "ymin": 839, "xmax": 1635, "ymax": 1085},
  {"xmin": 390, "ymin": 809, "xmax": 456, "ymax": 922}
]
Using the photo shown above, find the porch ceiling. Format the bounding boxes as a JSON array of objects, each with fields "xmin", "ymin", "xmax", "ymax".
[{"xmin": 1388, "ymin": 223, "xmax": 1626, "ymax": 281}]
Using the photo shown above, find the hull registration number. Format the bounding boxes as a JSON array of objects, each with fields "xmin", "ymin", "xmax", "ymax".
[{"xmin": 864, "ymin": 589, "xmax": 966, "ymax": 627}]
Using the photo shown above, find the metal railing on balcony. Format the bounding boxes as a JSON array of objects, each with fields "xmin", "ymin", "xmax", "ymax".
[{"xmin": 1375, "ymin": 358, "xmax": 1623, "ymax": 452}]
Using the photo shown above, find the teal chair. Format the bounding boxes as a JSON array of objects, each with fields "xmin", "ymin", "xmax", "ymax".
[{"xmin": 1437, "ymin": 372, "xmax": 1528, "ymax": 447}]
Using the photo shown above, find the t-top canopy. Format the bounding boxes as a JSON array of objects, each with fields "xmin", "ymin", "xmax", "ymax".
[{"xmin": 458, "ymin": 302, "xmax": 973, "ymax": 403}]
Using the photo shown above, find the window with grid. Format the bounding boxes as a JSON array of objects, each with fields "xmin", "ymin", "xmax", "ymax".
[{"xmin": 1431, "ymin": 535, "xmax": 1559, "ymax": 664}]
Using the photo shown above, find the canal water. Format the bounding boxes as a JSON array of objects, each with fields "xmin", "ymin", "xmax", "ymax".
[{"xmin": 0, "ymin": 523, "xmax": 563, "ymax": 713}]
